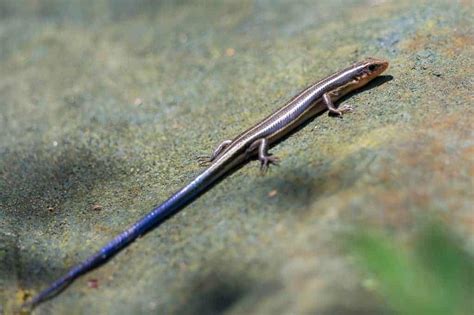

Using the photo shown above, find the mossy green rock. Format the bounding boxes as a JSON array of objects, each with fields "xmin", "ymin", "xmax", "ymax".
[{"xmin": 1, "ymin": 0, "xmax": 472, "ymax": 314}]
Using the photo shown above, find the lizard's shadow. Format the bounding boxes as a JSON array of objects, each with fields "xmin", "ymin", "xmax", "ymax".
[{"xmin": 337, "ymin": 75, "xmax": 393, "ymax": 103}]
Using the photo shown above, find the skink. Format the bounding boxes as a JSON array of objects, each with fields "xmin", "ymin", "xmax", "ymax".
[{"xmin": 25, "ymin": 57, "xmax": 389, "ymax": 308}]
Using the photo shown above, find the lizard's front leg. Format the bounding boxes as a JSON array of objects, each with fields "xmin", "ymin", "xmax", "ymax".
[
  {"xmin": 248, "ymin": 138, "xmax": 279, "ymax": 172},
  {"xmin": 323, "ymin": 93, "xmax": 353, "ymax": 117}
]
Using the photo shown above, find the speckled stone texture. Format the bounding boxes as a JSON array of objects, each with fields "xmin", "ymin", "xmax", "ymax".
[{"xmin": 0, "ymin": 0, "xmax": 472, "ymax": 314}]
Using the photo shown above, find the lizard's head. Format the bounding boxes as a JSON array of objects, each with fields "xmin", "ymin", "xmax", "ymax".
[
  {"xmin": 353, "ymin": 57, "xmax": 389, "ymax": 85},
  {"xmin": 330, "ymin": 58, "xmax": 389, "ymax": 99}
]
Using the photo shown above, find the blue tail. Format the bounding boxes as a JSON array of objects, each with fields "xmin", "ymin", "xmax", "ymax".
[{"xmin": 25, "ymin": 167, "xmax": 218, "ymax": 308}]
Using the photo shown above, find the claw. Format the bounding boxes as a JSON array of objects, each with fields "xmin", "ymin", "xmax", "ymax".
[
  {"xmin": 331, "ymin": 104, "xmax": 353, "ymax": 117},
  {"xmin": 339, "ymin": 104, "xmax": 353, "ymax": 114},
  {"xmin": 197, "ymin": 155, "xmax": 212, "ymax": 166},
  {"xmin": 260, "ymin": 155, "xmax": 279, "ymax": 173}
]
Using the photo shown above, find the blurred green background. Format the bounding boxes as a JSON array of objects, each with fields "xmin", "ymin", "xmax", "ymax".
[{"xmin": 0, "ymin": 0, "xmax": 472, "ymax": 314}]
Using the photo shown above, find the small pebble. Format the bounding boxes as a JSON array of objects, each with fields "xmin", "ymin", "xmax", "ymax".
[
  {"xmin": 268, "ymin": 189, "xmax": 278, "ymax": 197},
  {"xmin": 87, "ymin": 279, "xmax": 99, "ymax": 289},
  {"xmin": 133, "ymin": 98, "xmax": 143, "ymax": 106},
  {"xmin": 91, "ymin": 204, "xmax": 103, "ymax": 211}
]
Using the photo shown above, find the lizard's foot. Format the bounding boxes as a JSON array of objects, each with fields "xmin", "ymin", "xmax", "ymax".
[
  {"xmin": 329, "ymin": 104, "xmax": 353, "ymax": 117},
  {"xmin": 260, "ymin": 155, "xmax": 279, "ymax": 173},
  {"xmin": 197, "ymin": 155, "xmax": 212, "ymax": 166}
]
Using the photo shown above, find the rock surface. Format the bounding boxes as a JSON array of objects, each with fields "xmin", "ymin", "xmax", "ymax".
[{"xmin": 0, "ymin": 0, "xmax": 472, "ymax": 314}]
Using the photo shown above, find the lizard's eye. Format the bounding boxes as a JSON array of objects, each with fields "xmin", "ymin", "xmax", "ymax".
[{"xmin": 368, "ymin": 64, "xmax": 377, "ymax": 72}]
